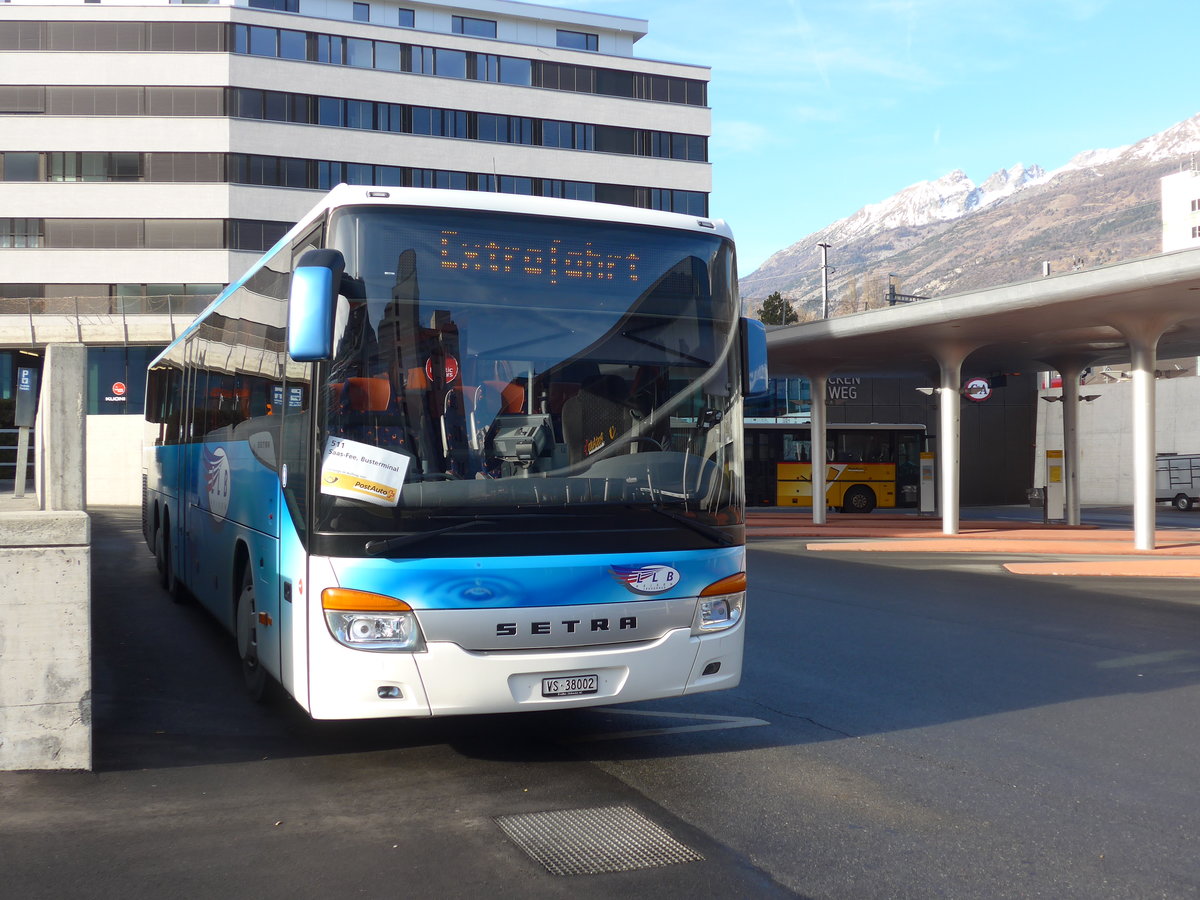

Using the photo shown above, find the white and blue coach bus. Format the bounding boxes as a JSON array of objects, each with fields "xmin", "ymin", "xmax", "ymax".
[{"xmin": 143, "ymin": 185, "xmax": 767, "ymax": 720}]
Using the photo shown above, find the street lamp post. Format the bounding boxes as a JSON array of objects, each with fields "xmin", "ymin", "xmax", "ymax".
[{"xmin": 818, "ymin": 242, "xmax": 831, "ymax": 319}]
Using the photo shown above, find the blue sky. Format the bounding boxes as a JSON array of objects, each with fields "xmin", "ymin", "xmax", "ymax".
[{"xmin": 571, "ymin": 0, "xmax": 1200, "ymax": 273}]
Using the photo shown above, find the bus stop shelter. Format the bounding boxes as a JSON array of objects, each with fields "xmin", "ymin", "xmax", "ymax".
[{"xmin": 764, "ymin": 248, "xmax": 1200, "ymax": 550}]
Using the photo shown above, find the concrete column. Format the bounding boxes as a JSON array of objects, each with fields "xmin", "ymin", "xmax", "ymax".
[
  {"xmin": 809, "ymin": 373, "xmax": 828, "ymax": 524},
  {"xmin": 1128, "ymin": 337, "xmax": 1158, "ymax": 550},
  {"xmin": 1060, "ymin": 364, "xmax": 1083, "ymax": 527},
  {"xmin": 935, "ymin": 348, "xmax": 970, "ymax": 536},
  {"xmin": 1111, "ymin": 316, "xmax": 1173, "ymax": 551},
  {"xmin": 38, "ymin": 343, "xmax": 87, "ymax": 512},
  {"xmin": 1045, "ymin": 357, "xmax": 1089, "ymax": 527}
]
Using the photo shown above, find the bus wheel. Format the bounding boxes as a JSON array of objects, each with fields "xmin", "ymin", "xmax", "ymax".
[
  {"xmin": 155, "ymin": 522, "xmax": 183, "ymax": 602},
  {"xmin": 1174, "ymin": 494, "xmax": 1193, "ymax": 511},
  {"xmin": 842, "ymin": 485, "xmax": 877, "ymax": 514},
  {"xmin": 236, "ymin": 565, "xmax": 271, "ymax": 702},
  {"xmin": 154, "ymin": 521, "xmax": 167, "ymax": 584}
]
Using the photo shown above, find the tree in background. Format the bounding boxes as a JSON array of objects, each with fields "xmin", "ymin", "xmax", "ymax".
[{"xmin": 758, "ymin": 291, "xmax": 799, "ymax": 325}]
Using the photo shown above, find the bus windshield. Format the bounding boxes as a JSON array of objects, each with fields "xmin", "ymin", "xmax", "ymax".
[{"xmin": 313, "ymin": 205, "xmax": 744, "ymax": 550}]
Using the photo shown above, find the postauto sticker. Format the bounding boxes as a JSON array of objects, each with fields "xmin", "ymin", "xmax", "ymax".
[{"xmin": 611, "ymin": 564, "xmax": 680, "ymax": 595}]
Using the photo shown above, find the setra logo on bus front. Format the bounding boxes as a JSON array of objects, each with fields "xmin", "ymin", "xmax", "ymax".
[{"xmin": 610, "ymin": 564, "xmax": 680, "ymax": 595}]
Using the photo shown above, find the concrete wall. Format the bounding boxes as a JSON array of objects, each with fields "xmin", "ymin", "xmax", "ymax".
[
  {"xmin": 1035, "ymin": 376, "xmax": 1200, "ymax": 505},
  {"xmin": 87, "ymin": 416, "xmax": 157, "ymax": 507},
  {"xmin": 1, "ymin": 343, "xmax": 92, "ymax": 771},
  {"xmin": 0, "ymin": 511, "xmax": 92, "ymax": 771}
]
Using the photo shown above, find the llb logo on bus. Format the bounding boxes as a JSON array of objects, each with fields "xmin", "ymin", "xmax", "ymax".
[{"xmin": 611, "ymin": 564, "xmax": 680, "ymax": 595}]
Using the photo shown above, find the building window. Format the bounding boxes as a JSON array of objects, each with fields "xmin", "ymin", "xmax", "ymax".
[
  {"xmin": 541, "ymin": 121, "xmax": 594, "ymax": 150},
  {"xmin": 375, "ymin": 41, "xmax": 401, "ymax": 71},
  {"xmin": 46, "ymin": 152, "xmax": 142, "ymax": 182},
  {"xmin": 352, "ymin": 2, "xmax": 369, "ymax": 23},
  {"xmin": 278, "ymin": 29, "xmax": 306, "ymax": 60},
  {"xmin": 434, "ymin": 48, "xmax": 467, "ymax": 78},
  {"xmin": 1192, "ymin": 225, "xmax": 1200, "ymax": 239},
  {"xmin": 0, "ymin": 218, "xmax": 43, "ymax": 248},
  {"xmin": 87, "ymin": 346, "xmax": 162, "ymax": 416},
  {"xmin": 0, "ymin": 85, "xmax": 47, "ymax": 113},
  {"xmin": 248, "ymin": 0, "xmax": 299, "ymax": 10},
  {"xmin": 229, "ymin": 220, "xmax": 290, "ymax": 252},
  {"xmin": 556, "ymin": 30, "xmax": 598, "ymax": 51},
  {"xmin": 469, "ymin": 53, "xmax": 531, "ymax": 85},
  {"xmin": 1, "ymin": 152, "xmax": 41, "ymax": 181},
  {"xmin": 8, "ymin": 84, "xmax": 708, "ymax": 164},
  {"xmin": 346, "ymin": 37, "xmax": 373, "ymax": 68},
  {"xmin": 248, "ymin": 25, "xmax": 277, "ymax": 56},
  {"xmin": 1191, "ymin": 199, "xmax": 1200, "ymax": 212},
  {"xmin": 0, "ymin": 21, "xmax": 707, "ymax": 106},
  {"xmin": 452, "ymin": 16, "xmax": 496, "ymax": 38}
]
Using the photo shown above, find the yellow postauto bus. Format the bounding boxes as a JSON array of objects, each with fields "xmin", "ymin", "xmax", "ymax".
[{"xmin": 745, "ymin": 423, "xmax": 925, "ymax": 512}]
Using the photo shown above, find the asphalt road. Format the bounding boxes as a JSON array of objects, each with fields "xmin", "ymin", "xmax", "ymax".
[{"xmin": 3, "ymin": 509, "xmax": 1200, "ymax": 898}]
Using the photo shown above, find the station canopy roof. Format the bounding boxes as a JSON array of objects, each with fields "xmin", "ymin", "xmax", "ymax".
[{"xmin": 764, "ymin": 248, "xmax": 1200, "ymax": 378}]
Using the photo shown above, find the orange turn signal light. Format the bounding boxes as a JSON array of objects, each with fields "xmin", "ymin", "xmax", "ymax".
[
  {"xmin": 700, "ymin": 572, "xmax": 747, "ymax": 596},
  {"xmin": 321, "ymin": 588, "xmax": 412, "ymax": 612}
]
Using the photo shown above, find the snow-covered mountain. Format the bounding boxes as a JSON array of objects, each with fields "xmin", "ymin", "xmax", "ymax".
[
  {"xmin": 822, "ymin": 164, "xmax": 1048, "ymax": 246},
  {"xmin": 1052, "ymin": 113, "xmax": 1200, "ymax": 175},
  {"xmin": 741, "ymin": 112, "xmax": 1200, "ymax": 313}
]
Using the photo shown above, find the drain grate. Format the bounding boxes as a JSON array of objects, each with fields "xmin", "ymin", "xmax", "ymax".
[{"xmin": 495, "ymin": 805, "xmax": 703, "ymax": 876}]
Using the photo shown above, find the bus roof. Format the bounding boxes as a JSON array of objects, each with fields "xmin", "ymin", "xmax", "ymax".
[{"xmin": 313, "ymin": 184, "xmax": 734, "ymax": 241}]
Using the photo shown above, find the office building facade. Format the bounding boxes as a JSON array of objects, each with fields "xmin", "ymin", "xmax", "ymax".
[{"xmin": 0, "ymin": 0, "xmax": 712, "ymax": 500}]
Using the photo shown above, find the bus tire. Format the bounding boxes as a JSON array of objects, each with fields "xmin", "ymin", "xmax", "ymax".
[
  {"xmin": 236, "ymin": 562, "xmax": 272, "ymax": 703},
  {"xmin": 156, "ymin": 518, "xmax": 184, "ymax": 602},
  {"xmin": 154, "ymin": 519, "xmax": 167, "ymax": 584},
  {"xmin": 842, "ymin": 485, "xmax": 876, "ymax": 514},
  {"xmin": 1174, "ymin": 494, "xmax": 1193, "ymax": 511}
]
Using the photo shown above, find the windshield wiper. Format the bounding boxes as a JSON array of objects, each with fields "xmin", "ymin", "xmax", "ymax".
[
  {"xmin": 639, "ymin": 504, "xmax": 737, "ymax": 546},
  {"xmin": 364, "ymin": 518, "xmax": 497, "ymax": 556}
]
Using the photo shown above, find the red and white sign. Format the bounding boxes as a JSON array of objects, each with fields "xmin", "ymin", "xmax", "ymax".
[
  {"xmin": 963, "ymin": 377, "xmax": 991, "ymax": 402},
  {"xmin": 425, "ymin": 355, "xmax": 459, "ymax": 384},
  {"xmin": 112, "ymin": 381, "xmax": 127, "ymax": 397}
]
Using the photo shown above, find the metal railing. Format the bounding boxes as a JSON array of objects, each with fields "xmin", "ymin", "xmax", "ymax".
[
  {"xmin": 0, "ymin": 427, "xmax": 36, "ymax": 493},
  {"xmin": 0, "ymin": 294, "xmax": 215, "ymax": 345},
  {"xmin": 885, "ymin": 284, "xmax": 931, "ymax": 306},
  {"xmin": 0, "ymin": 294, "xmax": 215, "ymax": 317}
]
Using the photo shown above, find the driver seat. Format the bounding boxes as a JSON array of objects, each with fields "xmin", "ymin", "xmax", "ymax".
[{"xmin": 561, "ymin": 374, "xmax": 634, "ymax": 465}]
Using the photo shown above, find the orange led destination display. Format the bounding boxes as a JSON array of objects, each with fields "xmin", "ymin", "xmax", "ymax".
[{"xmin": 438, "ymin": 230, "xmax": 640, "ymax": 285}]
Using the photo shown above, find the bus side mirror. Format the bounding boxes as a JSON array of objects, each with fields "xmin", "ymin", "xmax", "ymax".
[
  {"xmin": 740, "ymin": 317, "xmax": 769, "ymax": 396},
  {"xmin": 288, "ymin": 249, "xmax": 346, "ymax": 362}
]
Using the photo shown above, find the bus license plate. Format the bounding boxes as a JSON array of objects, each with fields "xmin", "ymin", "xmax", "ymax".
[{"xmin": 541, "ymin": 674, "xmax": 598, "ymax": 697}]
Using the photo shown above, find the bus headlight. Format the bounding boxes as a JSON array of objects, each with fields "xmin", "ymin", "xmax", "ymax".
[
  {"xmin": 322, "ymin": 588, "xmax": 426, "ymax": 652},
  {"xmin": 692, "ymin": 573, "xmax": 746, "ymax": 635}
]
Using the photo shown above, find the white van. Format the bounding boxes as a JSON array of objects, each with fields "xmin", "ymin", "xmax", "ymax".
[{"xmin": 1156, "ymin": 453, "xmax": 1200, "ymax": 510}]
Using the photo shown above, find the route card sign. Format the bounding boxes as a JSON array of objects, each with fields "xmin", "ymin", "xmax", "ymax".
[
  {"xmin": 320, "ymin": 436, "xmax": 410, "ymax": 507},
  {"xmin": 964, "ymin": 377, "xmax": 992, "ymax": 402}
]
